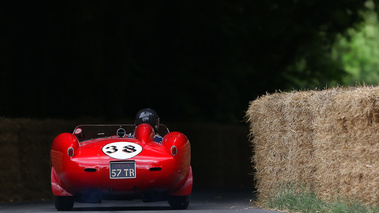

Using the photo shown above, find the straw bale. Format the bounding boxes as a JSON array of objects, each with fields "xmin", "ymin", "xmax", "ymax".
[
  {"xmin": 0, "ymin": 117, "xmax": 77, "ymax": 201},
  {"xmin": 247, "ymin": 86, "xmax": 379, "ymax": 206},
  {"xmin": 312, "ymin": 86, "xmax": 379, "ymax": 205},
  {"xmin": 247, "ymin": 90, "xmax": 318, "ymax": 198}
]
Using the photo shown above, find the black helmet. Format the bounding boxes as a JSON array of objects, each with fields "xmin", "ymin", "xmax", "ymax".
[{"xmin": 135, "ymin": 108, "xmax": 160, "ymax": 131}]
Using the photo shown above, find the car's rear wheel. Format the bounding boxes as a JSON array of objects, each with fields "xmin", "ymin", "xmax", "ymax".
[
  {"xmin": 54, "ymin": 196, "xmax": 74, "ymax": 211},
  {"xmin": 168, "ymin": 195, "xmax": 189, "ymax": 209}
]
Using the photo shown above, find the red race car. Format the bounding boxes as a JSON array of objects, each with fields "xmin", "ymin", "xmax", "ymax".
[{"xmin": 50, "ymin": 112, "xmax": 192, "ymax": 211}]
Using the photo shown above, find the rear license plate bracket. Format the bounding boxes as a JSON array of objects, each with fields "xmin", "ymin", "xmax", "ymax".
[{"xmin": 110, "ymin": 161, "xmax": 136, "ymax": 179}]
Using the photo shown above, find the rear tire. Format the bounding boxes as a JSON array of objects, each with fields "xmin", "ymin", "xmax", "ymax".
[
  {"xmin": 168, "ymin": 195, "xmax": 189, "ymax": 209},
  {"xmin": 54, "ymin": 196, "xmax": 74, "ymax": 211}
]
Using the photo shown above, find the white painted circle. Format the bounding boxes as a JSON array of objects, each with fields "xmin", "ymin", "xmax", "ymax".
[{"xmin": 102, "ymin": 142, "xmax": 142, "ymax": 160}]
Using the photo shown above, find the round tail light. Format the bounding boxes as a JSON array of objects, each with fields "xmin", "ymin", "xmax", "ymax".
[
  {"xmin": 171, "ymin": 146, "xmax": 177, "ymax": 156},
  {"xmin": 67, "ymin": 147, "xmax": 74, "ymax": 157}
]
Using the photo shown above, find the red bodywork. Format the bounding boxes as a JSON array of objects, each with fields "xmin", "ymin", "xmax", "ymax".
[{"xmin": 50, "ymin": 123, "xmax": 192, "ymax": 203}]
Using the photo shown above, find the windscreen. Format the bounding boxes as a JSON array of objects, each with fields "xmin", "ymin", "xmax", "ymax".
[
  {"xmin": 73, "ymin": 124, "xmax": 135, "ymax": 142},
  {"xmin": 73, "ymin": 124, "xmax": 170, "ymax": 142}
]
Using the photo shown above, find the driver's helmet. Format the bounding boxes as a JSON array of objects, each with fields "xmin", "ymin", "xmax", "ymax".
[{"xmin": 135, "ymin": 108, "xmax": 160, "ymax": 132}]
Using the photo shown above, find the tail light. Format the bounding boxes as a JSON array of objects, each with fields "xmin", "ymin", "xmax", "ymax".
[
  {"xmin": 171, "ymin": 146, "xmax": 177, "ymax": 156},
  {"xmin": 67, "ymin": 147, "xmax": 74, "ymax": 157}
]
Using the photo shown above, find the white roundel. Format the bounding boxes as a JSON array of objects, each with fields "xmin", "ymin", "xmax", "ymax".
[{"xmin": 102, "ymin": 142, "xmax": 142, "ymax": 160}]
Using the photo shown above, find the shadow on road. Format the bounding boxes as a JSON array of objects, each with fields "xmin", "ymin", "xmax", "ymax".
[{"xmin": 0, "ymin": 187, "xmax": 283, "ymax": 213}]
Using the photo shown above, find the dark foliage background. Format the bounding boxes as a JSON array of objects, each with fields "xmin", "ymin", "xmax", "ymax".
[
  {"xmin": 0, "ymin": 0, "xmax": 378, "ymax": 203},
  {"xmin": 1, "ymin": 0, "xmax": 377, "ymax": 122}
]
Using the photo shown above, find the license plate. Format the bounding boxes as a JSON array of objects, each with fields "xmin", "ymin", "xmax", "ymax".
[{"xmin": 110, "ymin": 161, "xmax": 136, "ymax": 179}]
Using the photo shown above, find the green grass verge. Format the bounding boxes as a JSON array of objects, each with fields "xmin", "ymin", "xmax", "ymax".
[{"xmin": 259, "ymin": 183, "xmax": 379, "ymax": 213}]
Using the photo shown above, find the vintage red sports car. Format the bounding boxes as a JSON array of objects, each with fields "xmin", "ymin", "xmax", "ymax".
[{"xmin": 50, "ymin": 123, "xmax": 192, "ymax": 211}]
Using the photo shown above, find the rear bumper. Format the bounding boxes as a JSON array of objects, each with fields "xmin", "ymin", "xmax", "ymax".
[{"xmin": 51, "ymin": 165, "xmax": 192, "ymax": 199}]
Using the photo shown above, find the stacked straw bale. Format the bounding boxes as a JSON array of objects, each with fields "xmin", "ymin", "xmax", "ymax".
[
  {"xmin": 0, "ymin": 117, "xmax": 77, "ymax": 201},
  {"xmin": 246, "ymin": 86, "xmax": 379, "ymax": 206}
]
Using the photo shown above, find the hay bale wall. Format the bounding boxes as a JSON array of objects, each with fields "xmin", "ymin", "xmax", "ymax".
[
  {"xmin": 0, "ymin": 117, "xmax": 76, "ymax": 202},
  {"xmin": 246, "ymin": 86, "xmax": 379, "ymax": 206},
  {"xmin": 0, "ymin": 118, "xmax": 251, "ymax": 202}
]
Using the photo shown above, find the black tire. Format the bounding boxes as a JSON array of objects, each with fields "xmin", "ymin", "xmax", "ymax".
[
  {"xmin": 54, "ymin": 196, "xmax": 74, "ymax": 211},
  {"xmin": 168, "ymin": 195, "xmax": 190, "ymax": 209}
]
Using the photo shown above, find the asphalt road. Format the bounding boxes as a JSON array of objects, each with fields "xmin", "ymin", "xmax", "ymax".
[{"xmin": 0, "ymin": 188, "xmax": 283, "ymax": 213}]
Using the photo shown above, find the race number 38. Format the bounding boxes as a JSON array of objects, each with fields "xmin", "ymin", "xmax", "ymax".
[{"xmin": 102, "ymin": 142, "xmax": 142, "ymax": 159}]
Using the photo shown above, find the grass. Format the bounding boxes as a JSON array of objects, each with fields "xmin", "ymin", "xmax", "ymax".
[{"xmin": 259, "ymin": 183, "xmax": 379, "ymax": 213}]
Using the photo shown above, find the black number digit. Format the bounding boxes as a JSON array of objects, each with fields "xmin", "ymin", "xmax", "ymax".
[
  {"xmin": 123, "ymin": 145, "xmax": 137, "ymax": 153},
  {"xmin": 106, "ymin": 145, "xmax": 118, "ymax": 154}
]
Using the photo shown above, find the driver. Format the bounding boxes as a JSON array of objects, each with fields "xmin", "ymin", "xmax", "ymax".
[{"xmin": 135, "ymin": 108, "xmax": 163, "ymax": 142}]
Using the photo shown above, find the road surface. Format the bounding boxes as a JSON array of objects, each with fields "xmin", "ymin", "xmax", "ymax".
[{"xmin": 0, "ymin": 188, "xmax": 283, "ymax": 212}]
